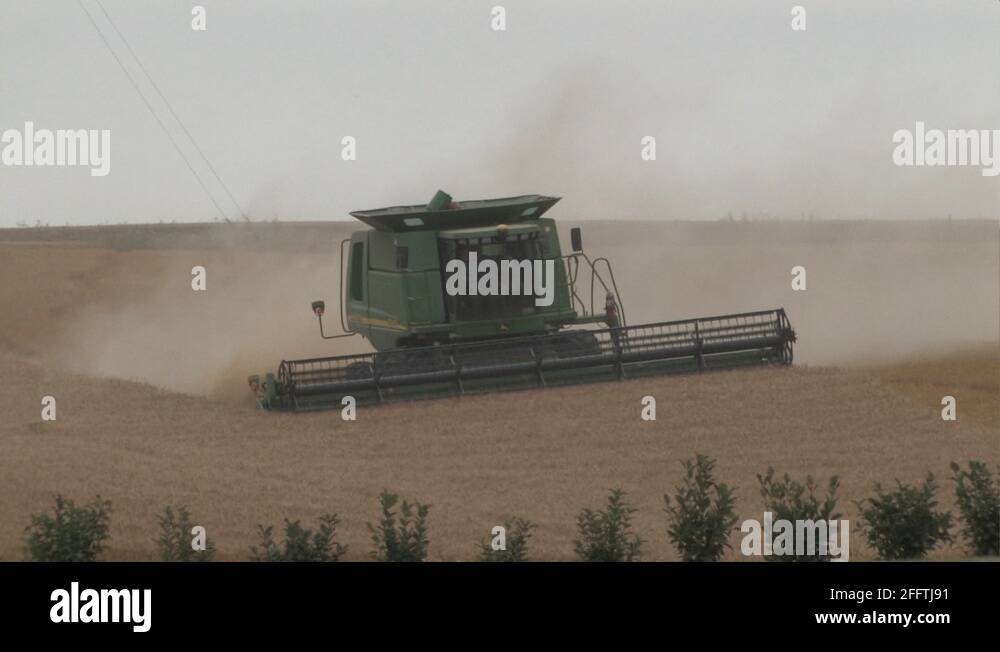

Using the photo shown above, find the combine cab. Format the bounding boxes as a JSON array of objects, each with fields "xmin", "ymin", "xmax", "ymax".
[{"xmin": 249, "ymin": 191, "xmax": 796, "ymax": 410}]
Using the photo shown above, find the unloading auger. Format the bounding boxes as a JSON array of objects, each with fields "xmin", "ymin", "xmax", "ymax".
[{"xmin": 248, "ymin": 191, "xmax": 796, "ymax": 410}]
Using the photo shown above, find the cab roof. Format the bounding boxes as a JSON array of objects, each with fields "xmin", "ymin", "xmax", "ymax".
[{"xmin": 349, "ymin": 194, "xmax": 560, "ymax": 232}]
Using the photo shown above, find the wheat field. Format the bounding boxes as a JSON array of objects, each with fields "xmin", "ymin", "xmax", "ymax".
[{"xmin": 0, "ymin": 221, "xmax": 996, "ymax": 560}]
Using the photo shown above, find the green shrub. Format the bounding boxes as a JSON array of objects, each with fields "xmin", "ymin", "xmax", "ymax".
[
  {"xmin": 950, "ymin": 461, "xmax": 1000, "ymax": 556},
  {"xmin": 757, "ymin": 468, "xmax": 840, "ymax": 562},
  {"xmin": 574, "ymin": 488, "xmax": 643, "ymax": 562},
  {"xmin": 251, "ymin": 515, "xmax": 346, "ymax": 561},
  {"xmin": 25, "ymin": 495, "xmax": 112, "ymax": 562},
  {"xmin": 857, "ymin": 474, "xmax": 952, "ymax": 559},
  {"xmin": 156, "ymin": 505, "xmax": 215, "ymax": 562},
  {"xmin": 665, "ymin": 454, "xmax": 739, "ymax": 561},
  {"xmin": 368, "ymin": 490, "xmax": 430, "ymax": 562},
  {"xmin": 477, "ymin": 518, "xmax": 535, "ymax": 562}
]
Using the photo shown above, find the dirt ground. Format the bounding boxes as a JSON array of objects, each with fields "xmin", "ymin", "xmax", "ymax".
[{"xmin": 0, "ymin": 221, "xmax": 996, "ymax": 561}]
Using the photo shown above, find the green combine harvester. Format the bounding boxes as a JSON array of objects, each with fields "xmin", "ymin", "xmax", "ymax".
[{"xmin": 249, "ymin": 191, "xmax": 796, "ymax": 410}]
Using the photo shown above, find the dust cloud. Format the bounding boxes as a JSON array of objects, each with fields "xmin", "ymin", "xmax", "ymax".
[
  {"xmin": 10, "ymin": 219, "xmax": 992, "ymax": 402},
  {"xmin": 584, "ymin": 222, "xmax": 998, "ymax": 366},
  {"xmin": 46, "ymin": 233, "xmax": 366, "ymax": 400},
  {"xmin": 9, "ymin": 62, "xmax": 993, "ymax": 398}
]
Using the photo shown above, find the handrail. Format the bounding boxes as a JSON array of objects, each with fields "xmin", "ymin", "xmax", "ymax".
[{"xmin": 561, "ymin": 252, "xmax": 627, "ymax": 327}]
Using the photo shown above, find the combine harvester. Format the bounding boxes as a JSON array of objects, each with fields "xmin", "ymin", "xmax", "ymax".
[{"xmin": 249, "ymin": 191, "xmax": 796, "ymax": 410}]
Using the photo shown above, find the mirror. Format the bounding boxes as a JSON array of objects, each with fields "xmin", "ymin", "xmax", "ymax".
[{"xmin": 570, "ymin": 227, "xmax": 583, "ymax": 252}]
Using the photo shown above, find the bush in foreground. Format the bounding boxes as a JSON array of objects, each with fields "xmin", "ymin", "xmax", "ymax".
[
  {"xmin": 477, "ymin": 517, "xmax": 536, "ymax": 562},
  {"xmin": 757, "ymin": 468, "xmax": 840, "ymax": 562},
  {"xmin": 251, "ymin": 515, "xmax": 346, "ymax": 562},
  {"xmin": 665, "ymin": 454, "xmax": 738, "ymax": 561},
  {"xmin": 156, "ymin": 505, "xmax": 215, "ymax": 562},
  {"xmin": 857, "ymin": 474, "xmax": 952, "ymax": 560},
  {"xmin": 950, "ymin": 461, "xmax": 1000, "ymax": 556},
  {"xmin": 369, "ymin": 491, "xmax": 430, "ymax": 562},
  {"xmin": 25, "ymin": 495, "xmax": 112, "ymax": 562},
  {"xmin": 574, "ymin": 488, "xmax": 643, "ymax": 562}
]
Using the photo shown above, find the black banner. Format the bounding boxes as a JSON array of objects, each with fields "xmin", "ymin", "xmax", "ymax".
[{"xmin": 3, "ymin": 561, "xmax": 995, "ymax": 639}]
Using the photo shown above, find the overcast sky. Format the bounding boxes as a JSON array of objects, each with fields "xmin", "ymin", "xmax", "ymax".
[{"xmin": 1, "ymin": 0, "xmax": 998, "ymax": 226}]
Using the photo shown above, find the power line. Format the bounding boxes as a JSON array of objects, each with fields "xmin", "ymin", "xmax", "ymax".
[
  {"xmin": 76, "ymin": 0, "xmax": 229, "ymax": 221},
  {"xmin": 94, "ymin": 0, "xmax": 249, "ymax": 221}
]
